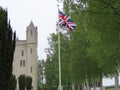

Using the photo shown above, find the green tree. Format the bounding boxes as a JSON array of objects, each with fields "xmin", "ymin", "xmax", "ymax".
[
  {"xmin": 45, "ymin": 33, "xmax": 59, "ymax": 87},
  {"xmin": 45, "ymin": 0, "xmax": 120, "ymax": 89},
  {"xmin": 63, "ymin": 0, "xmax": 101, "ymax": 87},
  {"xmin": 64, "ymin": 0, "xmax": 120, "ymax": 88},
  {"xmin": 45, "ymin": 32, "xmax": 72, "ymax": 89},
  {"xmin": 26, "ymin": 76, "xmax": 33, "ymax": 90},
  {"xmin": 37, "ymin": 59, "xmax": 45, "ymax": 88},
  {"xmin": 7, "ymin": 74, "xmax": 17, "ymax": 90},
  {"xmin": 18, "ymin": 75, "xmax": 26, "ymax": 90},
  {"xmin": 0, "ymin": 7, "xmax": 16, "ymax": 90}
]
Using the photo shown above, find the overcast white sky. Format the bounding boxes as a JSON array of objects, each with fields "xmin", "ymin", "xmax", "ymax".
[
  {"xmin": 0, "ymin": 0, "xmax": 118, "ymax": 86},
  {"xmin": 0, "ymin": 0, "xmax": 63, "ymax": 60}
]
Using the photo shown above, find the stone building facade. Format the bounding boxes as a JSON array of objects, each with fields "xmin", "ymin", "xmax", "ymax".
[{"xmin": 12, "ymin": 21, "xmax": 38, "ymax": 90}]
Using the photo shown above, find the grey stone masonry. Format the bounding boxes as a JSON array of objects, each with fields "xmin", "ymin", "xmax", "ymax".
[{"xmin": 13, "ymin": 21, "xmax": 38, "ymax": 90}]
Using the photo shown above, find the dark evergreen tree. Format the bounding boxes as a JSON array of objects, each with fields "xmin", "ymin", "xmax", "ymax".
[
  {"xmin": 26, "ymin": 76, "xmax": 33, "ymax": 90},
  {"xmin": 0, "ymin": 7, "xmax": 16, "ymax": 90},
  {"xmin": 7, "ymin": 74, "xmax": 17, "ymax": 90},
  {"xmin": 18, "ymin": 75, "xmax": 26, "ymax": 90}
]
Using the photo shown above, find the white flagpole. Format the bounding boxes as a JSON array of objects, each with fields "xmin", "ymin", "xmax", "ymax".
[
  {"xmin": 57, "ymin": 1, "xmax": 64, "ymax": 89},
  {"xmin": 57, "ymin": 2, "xmax": 62, "ymax": 90},
  {"xmin": 57, "ymin": 23, "xmax": 62, "ymax": 90},
  {"xmin": 57, "ymin": 3, "xmax": 62, "ymax": 90}
]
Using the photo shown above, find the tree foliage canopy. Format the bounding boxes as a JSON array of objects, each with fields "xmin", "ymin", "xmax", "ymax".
[
  {"xmin": 41, "ymin": 0, "xmax": 120, "ymax": 87},
  {"xmin": 0, "ymin": 7, "xmax": 16, "ymax": 90}
]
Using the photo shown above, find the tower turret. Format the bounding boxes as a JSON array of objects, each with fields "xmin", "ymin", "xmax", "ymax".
[
  {"xmin": 13, "ymin": 21, "xmax": 38, "ymax": 90},
  {"xmin": 26, "ymin": 21, "xmax": 37, "ymax": 44},
  {"xmin": 26, "ymin": 21, "xmax": 38, "ymax": 90}
]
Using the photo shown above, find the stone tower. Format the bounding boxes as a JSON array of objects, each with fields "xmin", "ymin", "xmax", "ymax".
[{"xmin": 13, "ymin": 21, "xmax": 38, "ymax": 90}]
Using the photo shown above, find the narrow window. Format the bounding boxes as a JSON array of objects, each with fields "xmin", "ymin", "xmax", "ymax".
[
  {"xmin": 21, "ymin": 50, "xmax": 24, "ymax": 56},
  {"xmin": 20, "ymin": 60, "xmax": 22, "ymax": 66},
  {"xmin": 30, "ymin": 67, "xmax": 32, "ymax": 73},
  {"xmin": 30, "ymin": 29, "xmax": 32, "ymax": 36},
  {"xmin": 31, "ymin": 48, "xmax": 32, "ymax": 54},
  {"xmin": 23, "ymin": 60, "xmax": 25, "ymax": 66}
]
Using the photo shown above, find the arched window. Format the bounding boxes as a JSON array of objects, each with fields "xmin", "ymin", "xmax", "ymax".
[
  {"xmin": 23, "ymin": 60, "xmax": 25, "ymax": 66},
  {"xmin": 21, "ymin": 50, "xmax": 24, "ymax": 56},
  {"xmin": 31, "ymin": 48, "xmax": 32, "ymax": 54},
  {"xmin": 20, "ymin": 60, "xmax": 22, "ymax": 66},
  {"xmin": 30, "ymin": 67, "xmax": 32, "ymax": 73},
  {"xmin": 30, "ymin": 29, "xmax": 33, "ymax": 36},
  {"xmin": 20, "ymin": 60, "xmax": 26, "ymax": 66}
]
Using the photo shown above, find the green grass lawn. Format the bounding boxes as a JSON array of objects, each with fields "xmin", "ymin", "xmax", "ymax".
[{"xmin": 105, "ymin": 87, "xmax": 115, "ymax": 90}]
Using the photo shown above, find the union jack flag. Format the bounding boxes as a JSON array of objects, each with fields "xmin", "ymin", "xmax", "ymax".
[
  {"xmin": 58, "ymin": 10, "xmax": 76, "ymax": 30},
  {"xmin": 66, "ymin": 19, "xmax": 76, "ymax": 30},
  {"xmin": 58, "ymin": 10, "xmax": 69, "ymax": 26}
]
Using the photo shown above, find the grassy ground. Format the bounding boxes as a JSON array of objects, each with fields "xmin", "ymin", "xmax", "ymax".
[
  {"xmin": 106, "ymin": 88, "xmax": 115, "ymax": 90},
  {"xmin": 105, "ymin": 86, "xmax": 115, "ymax": 90}
]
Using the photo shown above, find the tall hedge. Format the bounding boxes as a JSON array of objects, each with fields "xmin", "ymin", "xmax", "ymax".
[
  {"xmin": 26, "ymin": 76, "xmax": 33, "ymax": 90},
  {"xmin": 7, "ymin": 74, "xmax": 17, "ymax": 90},
  {"xmin": 0, "ymin": 7, "xmax": 16, "ymax": 90},
  {"xmin": 18, "ymin": 75, "xmax": 26, "ymax": 90}
]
